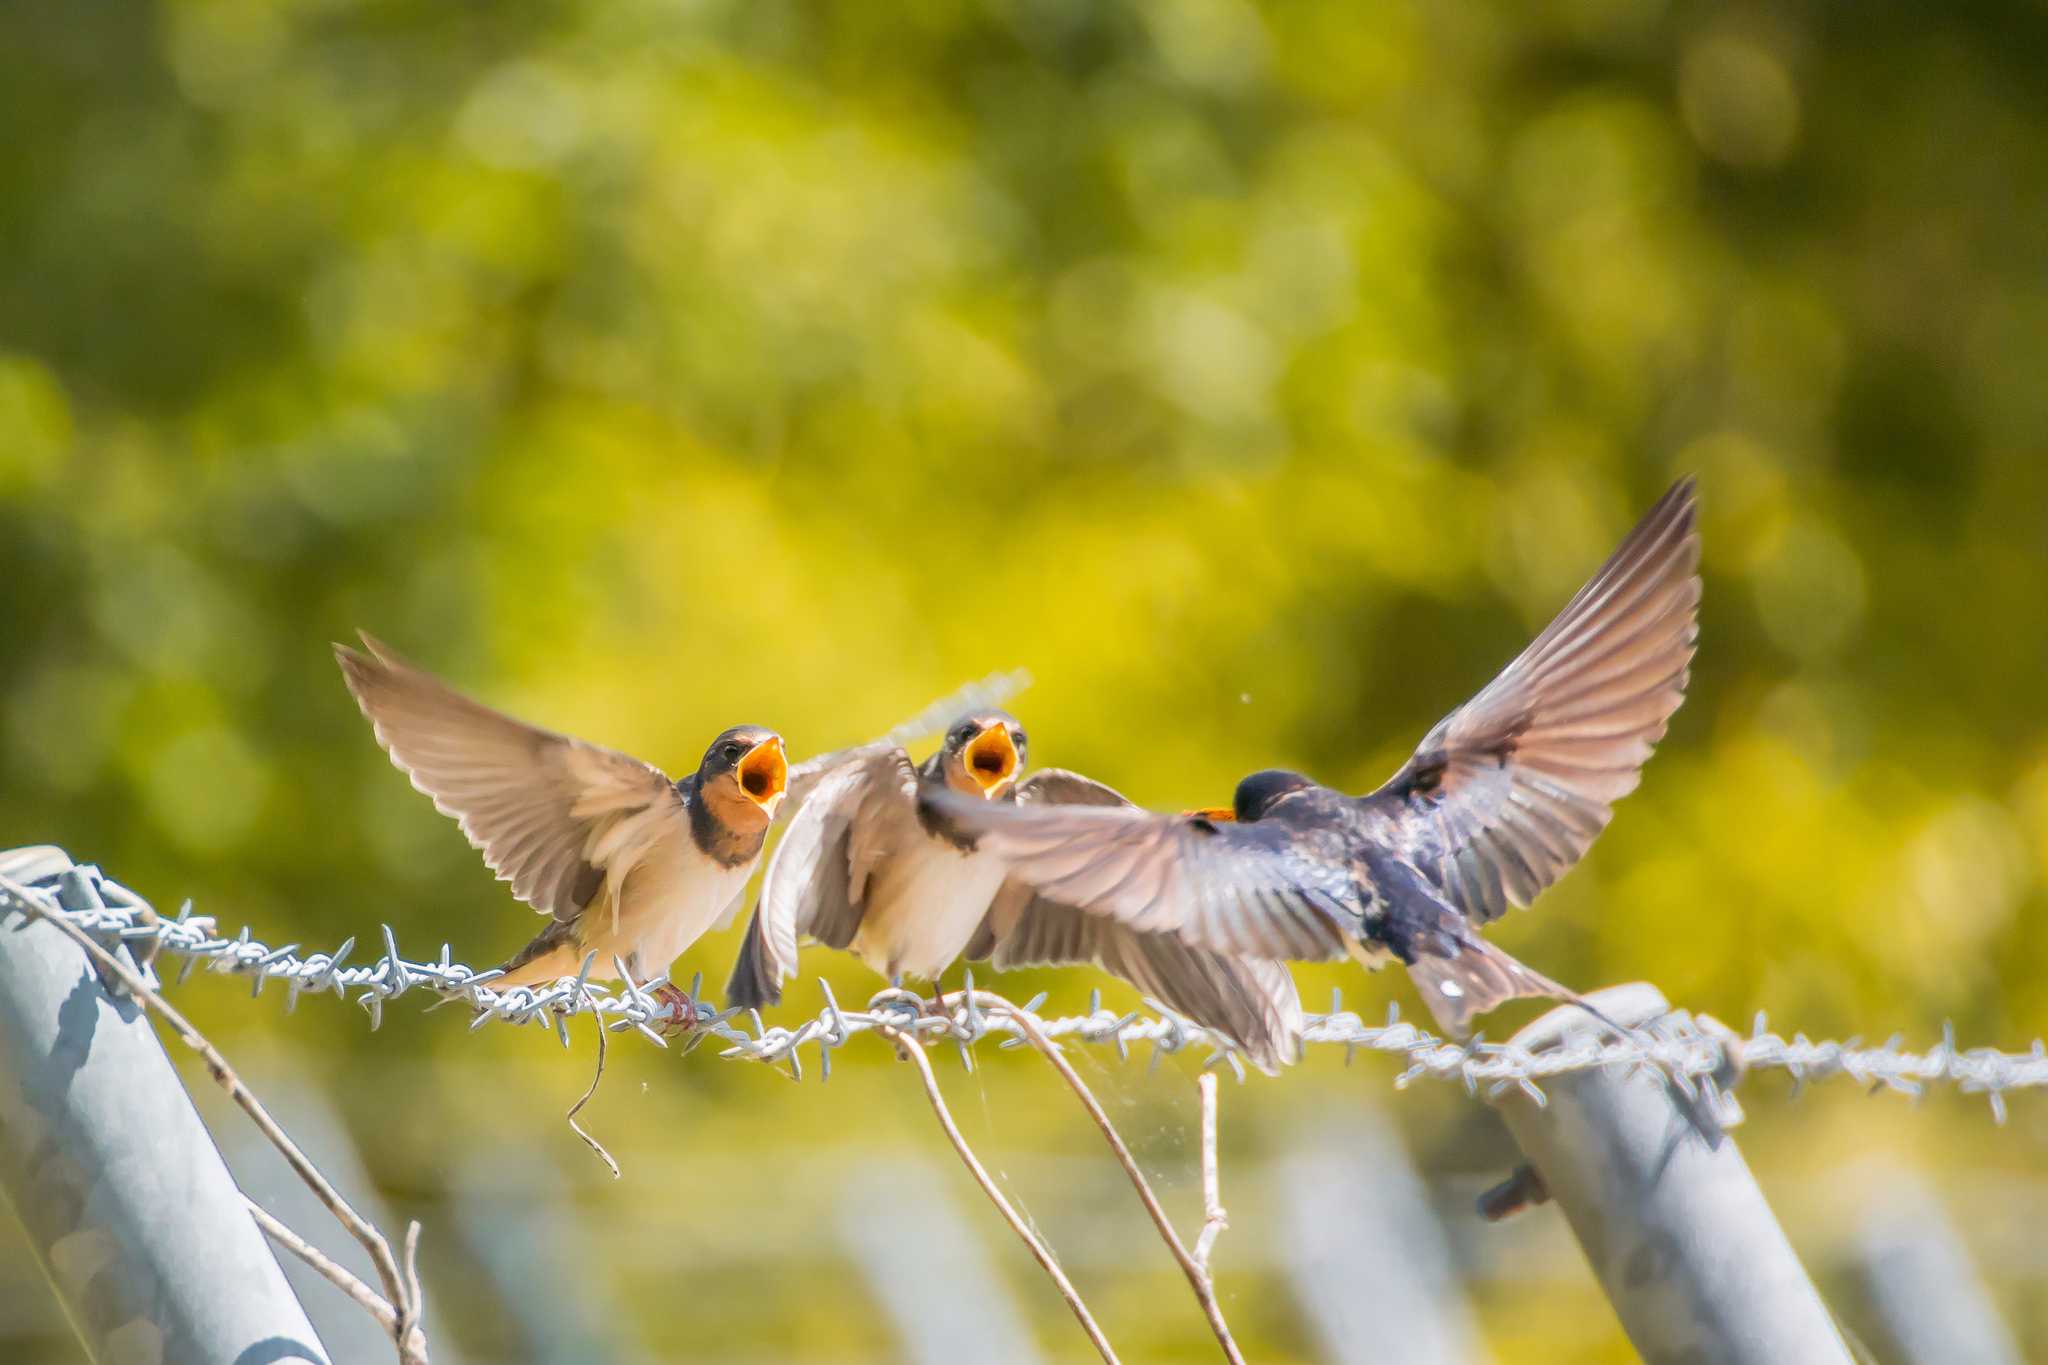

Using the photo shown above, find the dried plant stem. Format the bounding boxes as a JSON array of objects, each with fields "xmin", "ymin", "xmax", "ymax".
[
  {"xmin": 3, "ymin": 873, "xmax": 429, "ymax": 1365},
  {"xmin": 246, "ymin": 1195, "xmax": 431, "ymax": 1362},
  {"xmin": 247, "ymin": 1197, "xmax": 402, "ymax": 1331},
  {"xmin": 397, "ymin": 1220, "xmax": 424, "ymax": 1352},
  {"xmin": 874, "ymin": 1018, "xmax": 1120, "ymax": 1365},
  {"xmin": 567, "ymin": 994, "xmax": 621, "ymax": 1177},
  {"xmin": 971, "ymin": 992, "xmax": 1246, "ymax": 1365},
  {"xmin": 1193, "ymin": 1071, "xmax": 1227, "ymax": 1275}
]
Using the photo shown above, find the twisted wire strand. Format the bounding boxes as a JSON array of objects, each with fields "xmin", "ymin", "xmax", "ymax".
[{"xmin": 5, "ymin": 859, "xmax": 2043, "ymax": 1118}]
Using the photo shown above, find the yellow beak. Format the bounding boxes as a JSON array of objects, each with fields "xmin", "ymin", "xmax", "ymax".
[
  {"xmin": 738, "ymin": 736, "xmax": 788, "ymax": 815},
  {"xmin": 1181, "ymin": 806, "xmax": 1236, "ymax": 824},
  {"xmin": 963, "ymin": 725, "xmax": 1020, "ymax": 797}
]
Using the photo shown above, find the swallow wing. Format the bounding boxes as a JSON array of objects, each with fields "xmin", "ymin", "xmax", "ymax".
[
  {"xmin": 776, "ymin": 671, "xmax": 1032, "ymax": 819},
  {"xmin": 1010, "ymin": 767, "xmax": 1127, "ymax": 807},
  {"xmin": 962, "ymin": 767, "xmax": 1129, "ymax": 960},
  {"xmin": 336, "ymin": 635, "xmax": 680, "ymax": 923},
  {"xmin": 1358, "ymin": 477, "xmax": 1701, "ymax": 924},
  {"xmin": 983, "ymin": 899, "xmax": 1306, "ymax": 1071},
  {"xmin": 934, "ymin": 788, "xmax": 1360, "ymax": 961},
  {"xmin": 964, "ymin": 769, "xmax": 1304, "ymax": 1068},
  {"xmin": 782, "ymin": 740, "xmax": 892, "ymax": 815},
  {"xmin": 726, "ymin": 746, "xmax": 918, "ymax": 1008}
]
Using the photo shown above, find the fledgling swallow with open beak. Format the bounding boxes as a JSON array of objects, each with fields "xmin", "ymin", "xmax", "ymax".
[
  {"xmin": 335, "ymin": 634, "xmax": 788, "ymax": 1018},
  {"xmin": 726, "ymin": 711, "xmax": 1304, "ymax": 1070},
  {"xmin": 929, "ymin": 478, "xmax": 1701, "ymax": 1042}
]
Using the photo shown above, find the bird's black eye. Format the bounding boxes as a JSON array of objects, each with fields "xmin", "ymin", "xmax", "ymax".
[{"xmin": 723, "ymin": 743, "xmax": 744, "ymax": 762}]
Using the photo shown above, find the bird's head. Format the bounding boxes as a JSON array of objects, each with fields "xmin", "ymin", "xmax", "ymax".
[
  {"xmin": 939, "ymin": 711, "xmax": 1027, "ymax": 800},
  {"xmin": 1232, "ymin": 769, "xmax": 1314, "ymax": 822},
  {"xmin": 699, "ymin": 726, "xmax": 788, "ymax": 826}
]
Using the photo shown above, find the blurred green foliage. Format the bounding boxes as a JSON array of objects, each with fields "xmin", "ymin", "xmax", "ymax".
[{"xmin": 4, "ymin": 0, "xmax": 2048, "ymax": 1360}]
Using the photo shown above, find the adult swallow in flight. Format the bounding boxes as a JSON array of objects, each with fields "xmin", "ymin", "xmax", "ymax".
[
  {"xmin": 926, "ymin": 478, "xmax": 1700, "ymax": 1040},
  {"xmin": 335, "ymin": 635, "xmax": 788, "ymax": 1019},
  {"xmin": 725, "ymin": 712, "xmax": 1303, "ymax": 1069}
]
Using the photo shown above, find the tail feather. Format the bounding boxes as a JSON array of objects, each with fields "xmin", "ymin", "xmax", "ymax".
[
  {"xmin": 981, "ymin": 892, "xmax": 1303, "ymax": 1072},
  {"xmin": 1103, "ymin": 927, "xmax": 1303, "ymax": 1073},
  {"xmin": 1410, "ymin": 935, "xmax": 1724, "ymax": 1145},
  {"xmin": 1406, "ymin": 935, "xmax": 1573, "ymax": 1037},
  {"xmin": 725, "ymin": 906, "xmax": 783, "ymax": 1010}
]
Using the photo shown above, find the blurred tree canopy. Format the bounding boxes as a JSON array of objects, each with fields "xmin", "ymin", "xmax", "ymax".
[{"xmin": 3, "ymin": 0, "xmax": 2047, "ymax": 1360}]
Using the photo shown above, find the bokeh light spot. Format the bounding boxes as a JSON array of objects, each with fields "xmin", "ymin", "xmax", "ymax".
[
  {"xmin": 142, "ymin": 724, "xmax": 274, "ymax": 855},
  {"xmin": 1680, "ymin": 34, "xmax": 1801, "ymax": 170}
]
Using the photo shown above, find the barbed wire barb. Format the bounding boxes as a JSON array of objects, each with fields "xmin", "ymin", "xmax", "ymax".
[{"xmin": 3, "ymin": 866, "xmax": 2046, "ymax": 1112}]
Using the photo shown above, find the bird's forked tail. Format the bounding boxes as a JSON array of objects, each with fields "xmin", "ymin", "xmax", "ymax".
[{"xmin": 1409, "ymin": 934, "xmax": 1723, "ymax": 1144}]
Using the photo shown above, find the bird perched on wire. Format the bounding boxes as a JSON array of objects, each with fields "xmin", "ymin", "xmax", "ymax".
[
  {"xmin": 335, "ymin": 634, "xmax": 789, "ymax": 1022},
  {"xmin": 925, "ymin": 478, "xmax": 1700, "ymax": 1041},
  {"xmin": 725, "ymin": 711, "xmax": 1304, "ymax": 1070}
]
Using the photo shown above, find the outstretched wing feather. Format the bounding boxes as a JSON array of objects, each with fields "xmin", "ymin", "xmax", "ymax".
[
  {"xmin": 1361, "ymin": 478, "xmax": 1701, "ymax": 923},
  {"xmin": 335, "ymin": 635, "xmax": 675, "ymax": 923}
]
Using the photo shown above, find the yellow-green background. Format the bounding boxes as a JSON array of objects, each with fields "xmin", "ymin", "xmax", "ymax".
[{"xmin": 4, "ymin": 0, "xmax": 2046, "ymax": 1359}]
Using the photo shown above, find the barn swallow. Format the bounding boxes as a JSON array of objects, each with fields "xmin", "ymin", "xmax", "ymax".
[
  {"xmin": 726, "ymin": 711, "xmax": 1303, "ymax": 1070},
  {"xmin": 926, "ymin": 478, "xmax": 1700, "ymax": 1040},
  {"xmin": 335, "ymin": 635, "xmax": 788, "ymax": 1019}
]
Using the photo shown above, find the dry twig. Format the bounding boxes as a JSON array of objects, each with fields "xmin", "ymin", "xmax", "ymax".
[
  {"xmin": 970, "ymin": 991, "xmax": 1246, "ymax": 1365},
  {"xmin": 1193, "ymin": 1071, "xmax": 1228, "ymax": 1276},
  {"xmin": 398, "ymin": 1220, "xmax": 424, "ymax": 1352},
  {"xmin": 1, "ymin": 871, "xmax": 430, "ymax": 1365},
  {"xmin": 246, "ymin": 1197, "xmax": 402, "ymax": 1331},
  {"xmin": 872, "ymin": 1016, "xmax": 1120, "ymax": 1364},
  {"xmin": 567, "ymin": 986, "xmax": 621, "ymax": 1178}
]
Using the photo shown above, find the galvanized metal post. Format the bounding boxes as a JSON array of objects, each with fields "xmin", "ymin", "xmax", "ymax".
[
  {"xmin": 1858, "ymin": 1168, "xmax": 2021, "ymax": 1365},
  {"xmin": 1281, "ymin": 1111, "xmax": 1489, "ymax": 1365},
  {"xmin": 837, "ymin": 1158, "xmax": 1046, "ymax": 1365},
  {"xmin": 451, "ymin": 1151, "xmax": 637, "ymax": 1362},
  {"xmin": 1486, "ymin": 982, "xmax": 1851, "ymax": 1365},
  {"xmin": 0, "ymin": 845, "xmax": 330, "ymax": 1365},
  {"xmin": 223, "ymin": 1072, "xmax": 466, "ymax": 1365}
]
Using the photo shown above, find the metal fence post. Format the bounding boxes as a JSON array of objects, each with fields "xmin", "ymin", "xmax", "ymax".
[
  {"xmin": 451, "ymin": 1151, "xmax": 637, "ymax": 1362},
  {"xmin": 837, "ymin": 1158, "xmax": 1046, "ymax": 1365},
  {"xmin": 0, "ymin": 845, "xmax": 330, "ymax": 1365},
  {"xmin": 1485, "ymin": 982, "xmax": 1851, "ymax": 1365},
  {"xmin": 1281, "ymin": 1111, "xmax": 1489, "ymax": 1365},
  {"xmin": 1858, "ymin": 1168, "xmax": 2021, "ymax": 1365},
  {"xmin": 223, "ymin": 1072, "xmax": 466, "ymax": 1365}
]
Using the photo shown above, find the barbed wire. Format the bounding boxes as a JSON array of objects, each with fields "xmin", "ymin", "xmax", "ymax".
[{"xmin": 5, "ymin": 852, "xmax": 2044, "ymax": 1119}]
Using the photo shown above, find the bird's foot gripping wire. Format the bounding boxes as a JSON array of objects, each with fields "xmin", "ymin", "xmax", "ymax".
[
  {"xmin": 868, "ymin": 985, "xmax": 945, "ymax": 1022},
  {"xmin": 648, "ymin": 981, "xmax": 702, "ymax": 1037}
]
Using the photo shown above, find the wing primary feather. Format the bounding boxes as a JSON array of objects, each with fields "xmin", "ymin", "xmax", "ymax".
[
  {"xmin": 1359, "ymin": 479, "xmax": 1699, "ymax": 924},
  {"xmin": 335, "ymin": 636, "xmax": 678, "ymax": 924}
]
